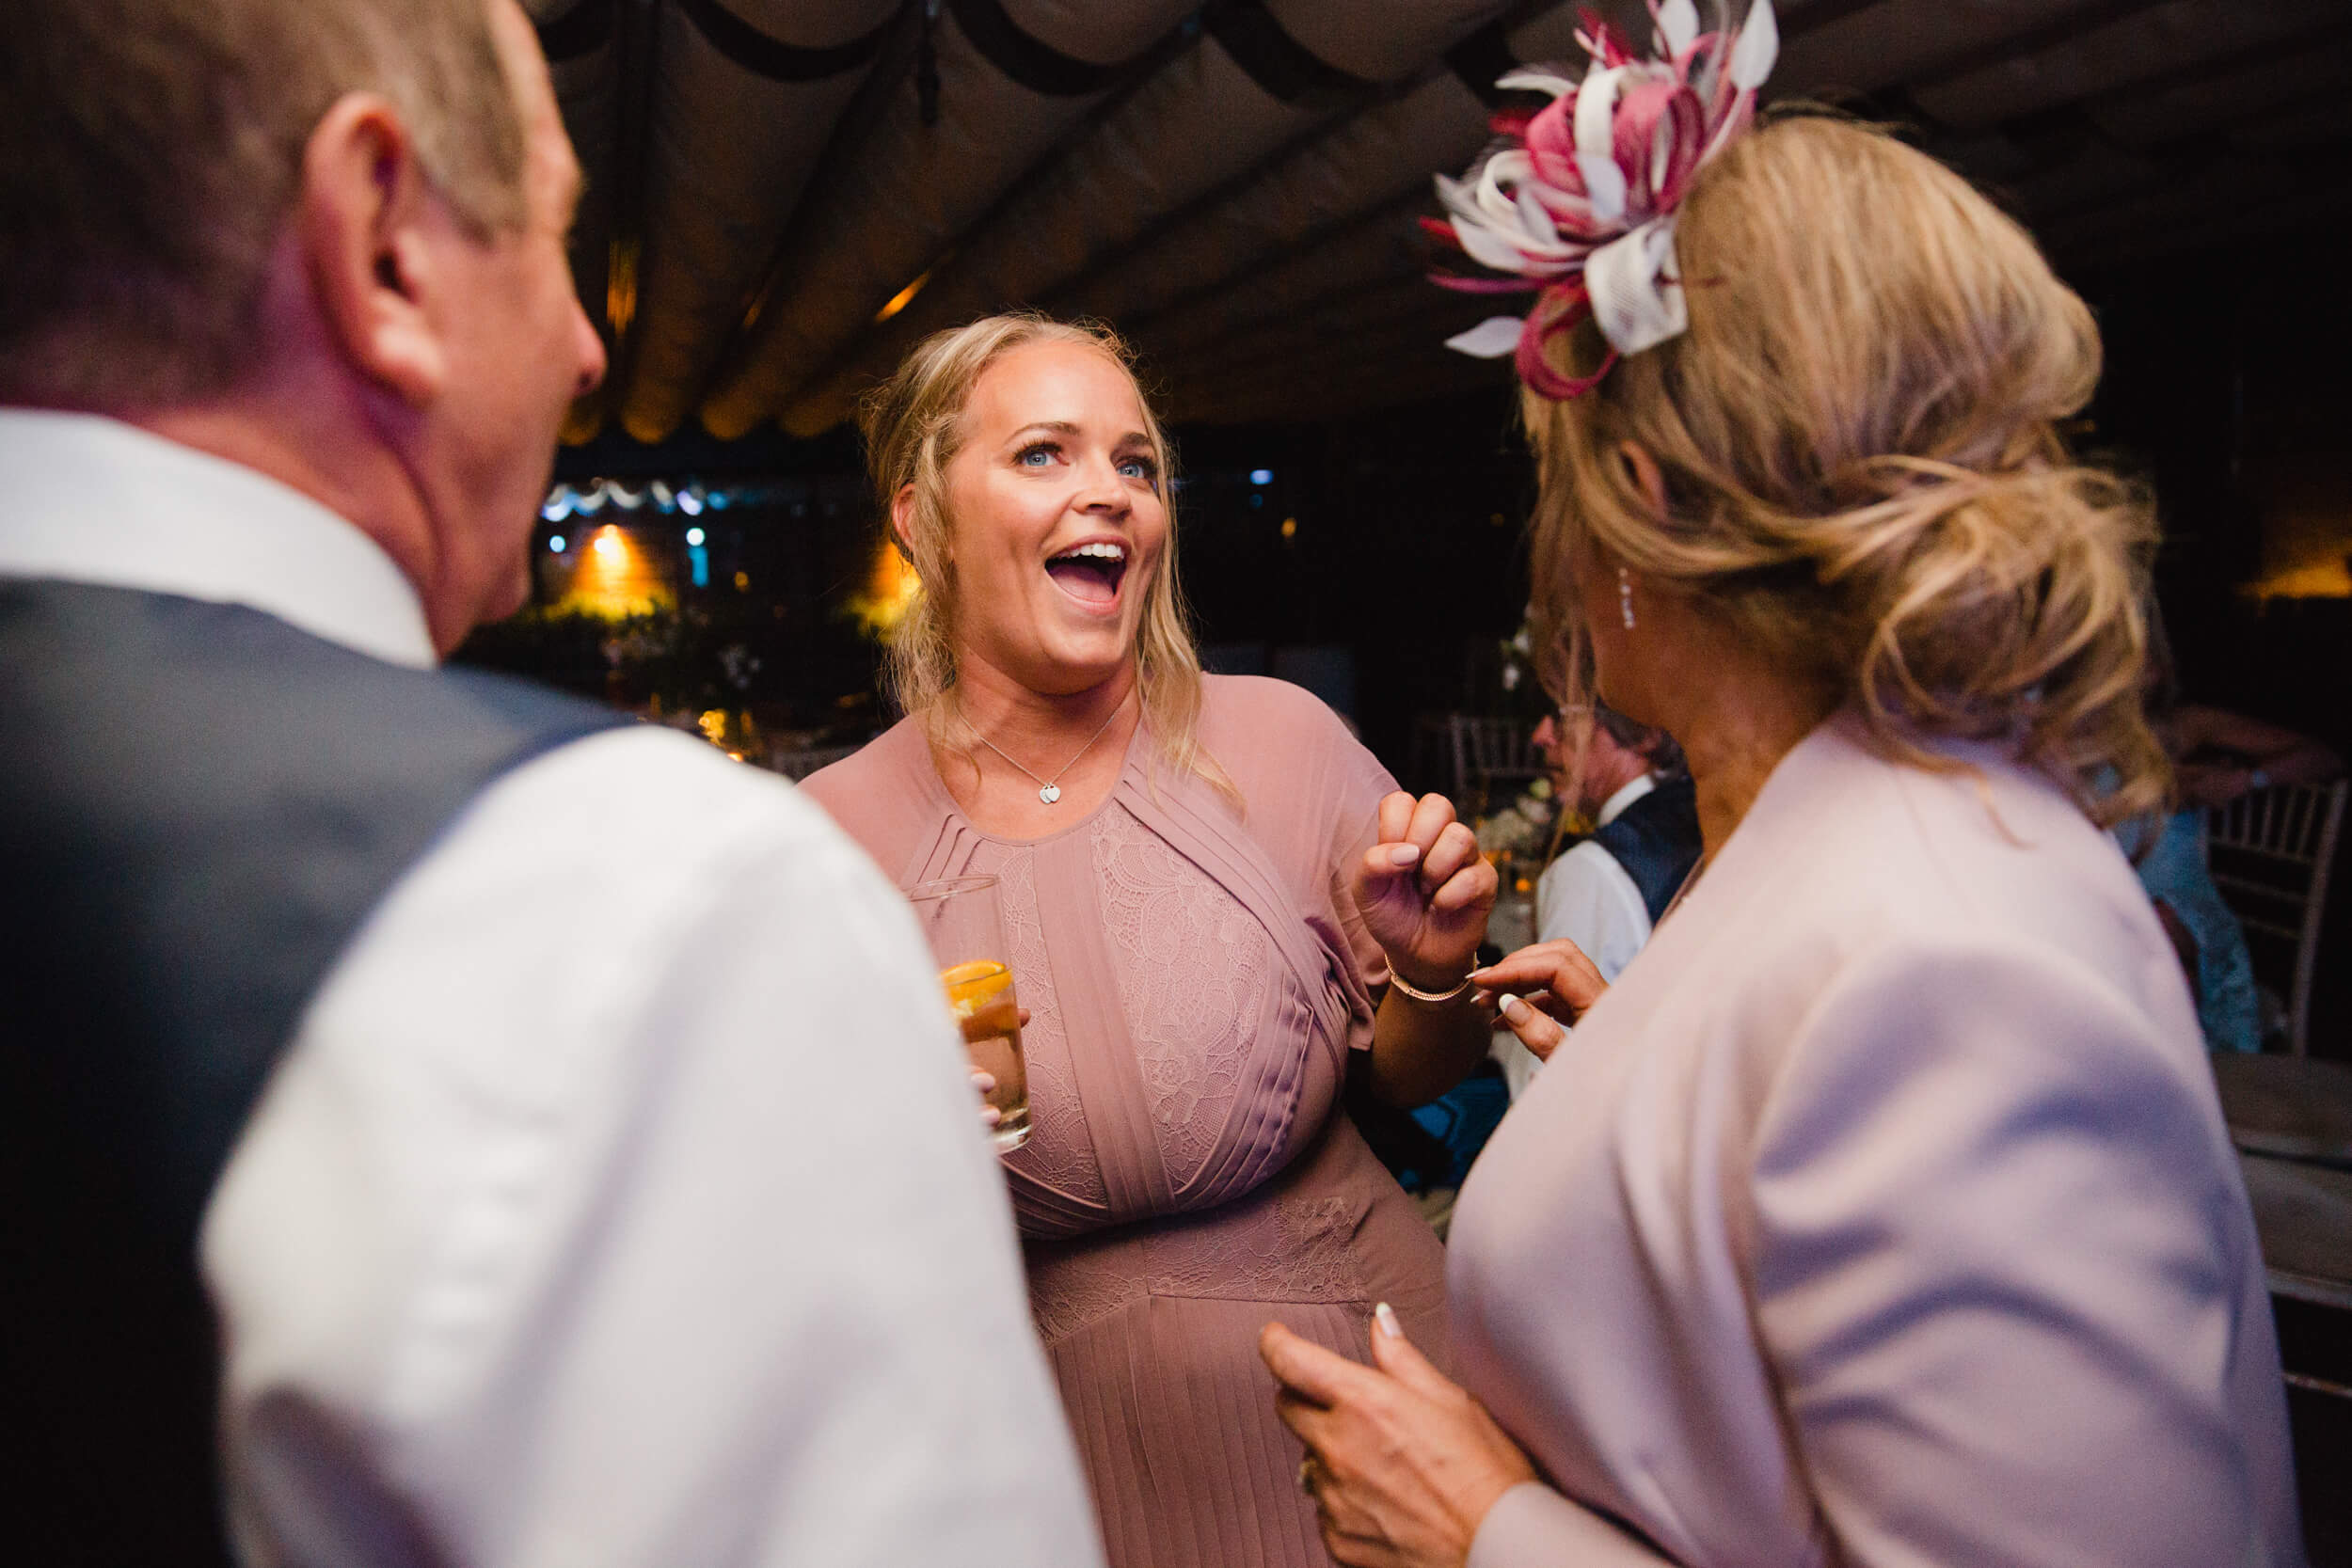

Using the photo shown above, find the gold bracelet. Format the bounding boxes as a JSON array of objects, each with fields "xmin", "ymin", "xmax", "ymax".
[{"xmin": 1389, "ymin": 969, "xmax": 1475, "ymax": 1005}]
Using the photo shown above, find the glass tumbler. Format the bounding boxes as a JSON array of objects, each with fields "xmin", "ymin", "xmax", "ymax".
[{"xmin": 906, "ymin": 876, "xmax": 1029, "ymax": 1151}]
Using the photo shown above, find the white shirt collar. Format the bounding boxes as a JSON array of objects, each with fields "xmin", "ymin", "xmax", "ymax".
[
  {"xmin": 1595, "ymin": 771, "xmax": 1657, "ymax": 828},
  {"xmin": 0, "ymin": 408, "xmax": 436, "ymax": 668}
]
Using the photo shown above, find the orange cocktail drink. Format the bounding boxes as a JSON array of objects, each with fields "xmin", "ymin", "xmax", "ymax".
[
  {"xmin": 943, "ymin": 958, "xmax": 1028, "ymax": 1150},
  {"xmin": 906, "ymin": 876, "xmax": 1031, "ymax": 1153}
]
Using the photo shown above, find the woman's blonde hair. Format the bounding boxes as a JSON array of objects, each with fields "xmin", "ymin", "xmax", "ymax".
[
  {"xmin": 858, "ymin": 311, "xmax": 1230, "ymax": 798},
  {"xmin": 1522, "ymin": 112, "xmax": 2167, "ymax": 827}
]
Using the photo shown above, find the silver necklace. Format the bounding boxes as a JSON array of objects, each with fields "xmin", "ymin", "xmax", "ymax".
[{"xmin": 973, "ymin": 694, "xmax": 1130, "ymax": 805}]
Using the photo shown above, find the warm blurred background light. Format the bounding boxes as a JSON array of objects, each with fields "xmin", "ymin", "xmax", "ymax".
[
  {"xmin": 554, "ymin": 522, "xmax": 673, "ymax": 619},
  {"xmin": 848, "ymin": 540, "xmax": 922, "ymax": 640},
  {"xmin": 2242, "ymin": 461, "xmax": 2352, "ymax": 603}
]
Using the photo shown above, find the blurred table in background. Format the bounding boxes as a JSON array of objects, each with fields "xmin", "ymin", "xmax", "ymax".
[
  {"xmin": 2213, "ymin": 1053, "xmax": 2352, "ymax": 1169},
  {"xmin": 2239, "ymin": 1154, "xmax": 2352, "ymax": 1311},
  {"xmin": 2217, "ymin": 1053, "xmax": 2352, "ymax": 1565}
]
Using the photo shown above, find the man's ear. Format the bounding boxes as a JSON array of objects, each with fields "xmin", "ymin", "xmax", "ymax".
[{"xmin": 297, "ymin": 93, "xmax": 452, "ymax": 407}]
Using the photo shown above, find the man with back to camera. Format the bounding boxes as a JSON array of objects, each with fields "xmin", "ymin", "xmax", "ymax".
[{"xmin": 0, "ymin": 2, "xmax": 1104, "ymax": 1563}]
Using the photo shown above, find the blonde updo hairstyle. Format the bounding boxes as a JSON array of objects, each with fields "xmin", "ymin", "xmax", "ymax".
[
  {"xmin": 1524, "ymin": 113, "xmax": 2167, "ymax": 827},
  {"xmin": 859, "ymin": 312, "xmax": 1228, "ymax": 796}
]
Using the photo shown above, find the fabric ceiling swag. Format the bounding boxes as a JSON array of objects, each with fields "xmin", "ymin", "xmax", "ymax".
[
  {"xmin": 698, "ymin": 0, "xmax": 1192, "ymax": 441},
  {"xmin": 950, "ymin": 0, "xmax": 1142, "ymax": 95},
  {"xmin": 775, "ymin": 0, "xmax": 1518, "ymax": 437},
  {"xmin": 1197, "ymin": 0, "xmax": 1382, "ymax": 114},
  {"xmin": 1771, "ymin": 0, "xmax": 2147, "ymax": 104},
  {"xmin": 1121, "ymin": 195, "xmax": 1437, "ymax": 365},
  {"xmin": 669, "ymin": 0, "xmax": 898, "ymax": 80},
  {"xmin": 1160, "ymin": 309, "xmax": 1512, "ymax": 424},
  {"xmin": 613, "ymin": 0, "xmax": 902, "ymax": 444},
  {"xmin": 1163, "ymin": 274, "xmax": 1497, "ymax": 394},
  {"xmin": 1056, "ymin": 4, "xmax": 1584, "ymax": 343},
  {"xmin": 509, "ymin": 0, "xmax": 2343, "ymax": 436},
  {"xmin": 1906, "ymin": 0, "xmax": 2348, "ymax": 132}
]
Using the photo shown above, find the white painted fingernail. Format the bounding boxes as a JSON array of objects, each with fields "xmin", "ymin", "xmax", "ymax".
[
  {"xmin": 1390, "ymin": 845, "xmax": 1421, "ymax": 866},
  {"xmin": 980, "ymin": 1106, "xmax": 1001, "ymax": 1127},
  {"xmin": 971, "ymin": 1071, "xmax": 996, "ymax": 1093},
  {"xmin": 1374, "ymin": 1301, "xmax": 1402, "ymax": 1338},
  {"xmin": 1499, "ymin": 993, "xmax": 1531, "ymax": 1022}
]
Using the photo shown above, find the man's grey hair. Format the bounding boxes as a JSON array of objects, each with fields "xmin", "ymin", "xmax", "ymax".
[
  {"xmin": 1594, "ymin": 701, "xmax": 1686, "ymax": 778},
  {"xmin": 0, "ymin": 0, "xmax": 530, "ymax": 409}
]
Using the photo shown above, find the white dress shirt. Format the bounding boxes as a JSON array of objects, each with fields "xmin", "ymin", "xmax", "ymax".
[
  {"xmin": 1498, "ymin": 775, "xmax": 1658, "ymax": 1100},
  {"xmin": 0, "ymin": 411, "xmax": 1105, "ymax": 1568}
]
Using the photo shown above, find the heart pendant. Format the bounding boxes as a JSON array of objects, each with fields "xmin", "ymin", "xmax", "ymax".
[{"xmin": 1039, "ymin": 784, "xmax": 1061, "ymax": 805}]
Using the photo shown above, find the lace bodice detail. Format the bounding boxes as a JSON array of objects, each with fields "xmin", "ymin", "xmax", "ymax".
[
  {"xmin": 1089, "ymin": 809, "xmax": 1273, "ymax": 1187},
  {"xmin": 983, "ymin": 799, "xmax": 1345, "ymax": 1241}
]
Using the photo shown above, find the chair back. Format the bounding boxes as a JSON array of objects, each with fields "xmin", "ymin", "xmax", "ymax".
[
  {"xmin": 2206, "ymin": 779, "xmax": 2350, "ymax": 1057},
  {"xmin": 1446, "ymin": 715, "xmax": 1544, "ymax": 813}
]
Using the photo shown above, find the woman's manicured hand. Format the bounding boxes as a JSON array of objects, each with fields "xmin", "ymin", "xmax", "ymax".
[
  {"xmin": 1261, "ymin": 1305, "xmax": 1535, "ymax": 1568},
  {"xmin": 1355, "ymin": 792, "xmax": 1496, "ymax": 996},
  {"xmin": 1472, "ymin": 940, "xmax": 1609, "ymax": 1061}
]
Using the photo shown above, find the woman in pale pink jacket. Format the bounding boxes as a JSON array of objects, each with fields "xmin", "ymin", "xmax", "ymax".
[{"xmin": 1261, "ymin": 87, "xmax": 2304, "ymax": 1568}]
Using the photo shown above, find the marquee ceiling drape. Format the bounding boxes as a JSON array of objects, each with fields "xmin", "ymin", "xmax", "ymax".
[{"xmin": 525, "ymin": 0, "xmax": 2352, "ymax": 440}]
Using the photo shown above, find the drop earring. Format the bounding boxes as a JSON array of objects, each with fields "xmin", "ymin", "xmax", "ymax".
[{"xmin": 1618, "ymin": 567, "xmax": 1637, "ymax": 631}]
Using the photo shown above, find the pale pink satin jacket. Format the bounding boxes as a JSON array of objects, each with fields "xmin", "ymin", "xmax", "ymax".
[{"xmin": 1450, "ymin": 716, "xmax": 2303, "ymax": 1567}]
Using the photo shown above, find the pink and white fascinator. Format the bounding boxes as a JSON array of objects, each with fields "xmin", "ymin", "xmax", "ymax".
[{"xmin": 1428, "ymin": 0, "xmax": 1779, "ymax": 398}]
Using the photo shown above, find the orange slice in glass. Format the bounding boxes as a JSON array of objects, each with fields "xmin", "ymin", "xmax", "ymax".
[{"xmin": 942, "ymin": 959, "xmax": 1013, "ymax": 1016}]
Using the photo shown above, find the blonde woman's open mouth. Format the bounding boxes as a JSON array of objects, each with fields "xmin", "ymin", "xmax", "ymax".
[{"xmin": 1044, "ymin": 539, "xmax": 1129, "ymax": 610}]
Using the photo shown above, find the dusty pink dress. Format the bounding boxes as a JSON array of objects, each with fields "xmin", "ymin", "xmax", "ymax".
[{"xmin": 803, "ymin": 675, "xmax": 1448, "ymax": 1568}]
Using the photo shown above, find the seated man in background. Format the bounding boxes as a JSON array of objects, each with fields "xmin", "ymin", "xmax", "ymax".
[
  {"xmin": 0, "ymin": 2, "xmax": 1100, "ymax": 1563},
  {"xmin": 1497, "ymin": 702, "xmax": 1700, "ymax": 1098}
]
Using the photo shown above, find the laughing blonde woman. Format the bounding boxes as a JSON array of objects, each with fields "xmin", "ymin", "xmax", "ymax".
[{"xmin": 803, "ymin": 313, "xmax": 1493, "ymax": 1567}]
